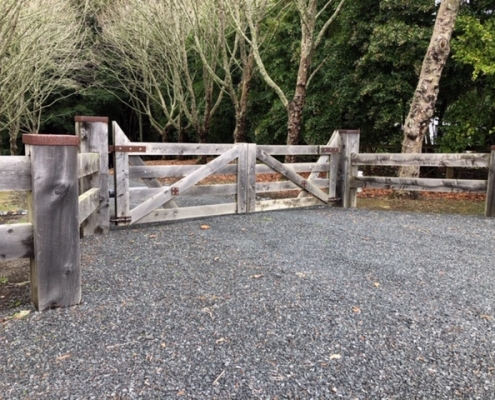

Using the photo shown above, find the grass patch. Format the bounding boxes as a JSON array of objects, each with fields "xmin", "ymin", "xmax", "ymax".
[{"xmin": 0, "ymin": 191, "xmax": 27, "ymax": 212}]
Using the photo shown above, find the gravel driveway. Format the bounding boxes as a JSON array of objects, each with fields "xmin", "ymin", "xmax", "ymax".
[{"xmin": 1, "ymin": 206, "xmax": 495, "ymax": 399}]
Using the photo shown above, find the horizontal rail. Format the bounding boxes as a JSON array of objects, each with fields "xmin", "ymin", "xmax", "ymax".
[
  {"xmin": 0, "ymin": 156, "xmax": 32, "ymax": 191},
  {"xmin": 128, "ymin": 162, "xmax": 330, "ymax": 180},
  {"xmin": 77, "ymin": 153, "xmax": 100, "ymax": 179},
  {"xmin": 135, "ymin": 203, "xmax": 238, "ymax": 224},
  {"xmin": 257, "ymin": 145, "xmax": 320, "ymax": 155},
  {"xmin": 352, "ymin": 153, "xmax": 490, "ymax": 168},
  {"xmin": 255, "ymin": 197, "xmax": 327, "ymax": 212},
  {"xmin": 0, "ymin": 223, "xmax": 34, "ymax": 261},
  {"xmin": 352, "ymin": 176, "xmax": 487, "ymax": 193},
  {"xmin": 78, "ymin": 188, "xmax": 100, "ymax": 225}
]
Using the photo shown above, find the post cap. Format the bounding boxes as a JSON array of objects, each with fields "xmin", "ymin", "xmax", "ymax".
[
  {"xmin": 74, "ymin": 116, "xmax": 109, "ymax": 123},
  {"xmin": 22, "ymin": 134, "xmax": 79, "ymax": 146}
]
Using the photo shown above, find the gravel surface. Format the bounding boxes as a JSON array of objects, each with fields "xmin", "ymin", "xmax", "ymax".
[{"xmin": 1, "ymin": 205, "xmax": 495, "ymax": 399}]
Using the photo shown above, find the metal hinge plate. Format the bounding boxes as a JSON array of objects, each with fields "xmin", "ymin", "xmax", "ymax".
[
  {"xmin": 328, "ymin": 197, "xmax": 341, "ymax": 202},
  {"xmin": 109, "ymin": 145, "xmax": 146, "ymax": 153},
  {"xmin": 320, "ymin": 147, "xmax": 339, "ymax": 154},
  {"xmin": 110, "ymin": 215, "xmax": 132, "ymax": 223},
  {"xmin": 171, "ymin": 187, "xmax": 179, "ymax": 195}
]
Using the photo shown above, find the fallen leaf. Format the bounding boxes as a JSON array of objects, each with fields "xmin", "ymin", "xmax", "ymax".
[
  {"xmin": 352, "ymin": 306, "xmax": 361, "ymax": 314},
  {"xmin": 250, "ymin": 274, "xmax": 264, "ymax": 279},
  {"xmin": 149, "ymin": 234, "xmax": 156, "ymax": 239},
  {"xmin": 14, "ymin": 310, "xmax": 30, "ymax": 319},
  {"xmin": 373, "ymin": 282, "xmax": 380, "ymax": 288},
  {"xmin": 177, "ymin": 389, "xmax": 186, "ymax": 396},
  {"xmin": 296, "ymin": 272, "xmax": 307, "ymax": 278},
  {"xmin": 56, "ymin": 353, "xmax": 71, "ymax": 361},
  {"xmin": 329, "ymin": 354, "xmax": 341, "ymax": 360},
  {"xmin": 200, "ymin": 225, "xmax": 210, "ymax": 230},
  {"xmin": 481, "ymin": 314, "xmax": 493, "ymax": 321},
  {"xmin": 188, "ymin": 233, "xmax": 195, "ymax": 236},
  {"xmin": 161, "ymin": 343, "xmax": 166, "ymax": 348},
  {"xmin": 214, "ymin": 256, "xmax": 220, "ymax": 261},
  {"xmin": 216, "ymin": 338, "xmax": 227, "ymax": 344}
]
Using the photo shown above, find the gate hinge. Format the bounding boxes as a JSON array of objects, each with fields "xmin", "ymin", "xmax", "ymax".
[
  {"xmin": 110, "ymin": 215, "xmax": 132, "ymax": 223},
  {"xmin": 320, "ymin": 147, "xmax": 339, "ymax": 154},
  {"xmin": 109, "ymin": 145, "xmax": 146, "ymax": 153},
  {"xmin": 328, "ymin": 197, "xmax": 341, "ymax": 202}
]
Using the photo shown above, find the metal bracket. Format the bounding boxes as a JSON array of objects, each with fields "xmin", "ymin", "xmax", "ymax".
[
  {"xmin": 109, "ymin": 145, "xmax": 146, "ymax": 153},
  {"xmin": 110, "ymin": 216, "xmax": 132, "ymax": 223},
  {"xmin": 328, "ymin": 197, "xmax": 341, "ymax": 202},
  {"xmin": 301, "ymin": 180, "xmax": 307, "ymax": 189},
  {"xmin": 320, "ymin": 147, "xmax": 339, "ymax": 154},
  {"xmin": 171, "ymin": 187, "xmax": 179, "ymax": 195}
]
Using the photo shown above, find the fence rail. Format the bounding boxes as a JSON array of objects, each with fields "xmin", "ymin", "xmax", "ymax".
[
  {"xmin": 0, "ymin": 117, "xmax": 109, "ymax": 310},
  {"xmin": 346, "ymin": 146, "xmax": 495, "ymax": 217}
]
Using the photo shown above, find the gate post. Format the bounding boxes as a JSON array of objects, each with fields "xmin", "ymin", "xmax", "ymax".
[
  {"xmin": 485, "ymin": 146, "xmax": 495, "ymax": 217},
  {"xmin": 75, "ymin": 116, "xmax": 110, "ymax": 235},
  {"xmin": 23, "ymin": 134, "xmax": 81, "ymax": 311},
  {"xmin": 339, "ymin": 130, "xmax": 360, "ymax": 208},
  {"xmin": 237, "ymin": 143, "xmax": 256, "ymax": 213}
]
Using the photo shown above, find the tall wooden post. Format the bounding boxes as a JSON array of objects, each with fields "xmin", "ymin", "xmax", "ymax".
[
  {"xmin": 485, "ymin": 146, "xmax": 495, "ymax": 217},
  {"xmin": 339, "ymin": 130, "xmax": 360, "ymax": 208},
  {"xmin": 236, "ymin": 143, "xmax": 256, "ymax": 214},
  {"xmin": 75, "ymin": 116, "xmax": 110, "ymax": 236},
  {"xmin": 23, "ymin": 134, "xmax": 81, "ymax": 311}
]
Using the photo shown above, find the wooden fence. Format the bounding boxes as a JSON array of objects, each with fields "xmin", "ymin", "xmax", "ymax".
[
  {"xmin": 1, "ymin": 117, "xmax": 494, "ymax": 310},
  {"xmin": 0, "ymin": 117, "xmax": 109, "ymax": 310},
  {"xmin": 345, "ymin": 139, "xmax": 495, "ymax": 217}
]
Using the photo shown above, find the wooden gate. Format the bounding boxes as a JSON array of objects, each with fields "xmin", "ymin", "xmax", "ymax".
[{"xmin": 112, "ymin": 123, "xmax": 351, "ymax": 225}]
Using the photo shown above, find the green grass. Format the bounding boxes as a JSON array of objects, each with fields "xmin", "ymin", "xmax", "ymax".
[{"xmin": 0, "ymin": 191, "xmax": 27, "ymax": 212}]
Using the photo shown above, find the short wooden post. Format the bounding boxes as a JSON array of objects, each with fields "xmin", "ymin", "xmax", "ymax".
[
  {"xmin": 113, "ymin": 121, "xmax": 130, "ymax": 225},
  {"xmin": 75, "ymin": 116, "xmax": 110, "ymax": 236},
  {"xmin": 339, "ymin": 130, "xmax": 360, "ymax": 208},
  {"xmin": 327, "ymin": 130, "xmax": 342, "ymax": 200},
  {"xmin": 485, "ymin": 146, "xmax": 495, "ymax": 217},
  {"xmin": 23, "ymin": 134, "xmax": 81, "ymax": 311}
]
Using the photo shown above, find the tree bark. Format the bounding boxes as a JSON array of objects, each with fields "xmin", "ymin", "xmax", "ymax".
[
  {"xmin": 400, "ymin": 0, "xmax": 461, "ymax": 180},
  {"xmin": 285, "ymin": 1, "xmax": 316, "ymax": 163},
  {"xmin": 234, "ymin": 51, "xmax": 254, "ymax": 143}
]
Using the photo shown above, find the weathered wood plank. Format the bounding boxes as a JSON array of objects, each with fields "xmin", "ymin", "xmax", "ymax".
[
  {"xmin": 0, "ymin": 156, "xmax": 31, "ymax": 191},
  {"xmin": 126, "ymin": 142, "xmax": 235, "ymax": 156},
  {"xmin": 76, "ymin": 117, "xmax": 110, "ymax": 235},
  {"xmin": 27, "ymin": 139, "xmax": 80, "ymax": 311},
  {"xmin": 237, "ymin": 143, "xmax": 248, "ymax": 213},
  {"xmin": 78, "ymin": 188, "xmax": 100, "ymax": 225},
  {"xmin": 255, "ymin": 197, "xmax": 327, "ymax": 212},
  {"xmin": 341, "ymin": 131, "xmax": 360, "ymax": 208},
  {"xmin": 257, "ymin": 179, "xmax": 328, "ymax": 193},
  {"xmin": 135, "ymin": 203, "xmax": 238, "ymax": 224},
  {"xmin": 485, "ymin": 149, "xmax": 495, "ymax": 217},
  {"xmin": 257, "ymin": 145, "xmax": 320, "ymax": 155},
  {"xmin": 0, "ymin": 223, "xmax": 33, "ymax": 261},
  {"xmin": 352, "ymin": 176, "xmax": 487, "ymax": 192},
  {"xmin": 77, "ymin": 152, "xmax": 100, "ymax": 179},
  {"xmin": 128, "ymin": 162, "xmax": 329, "ymax": 179},
  {"xmin": 352, "ymin": 153, "xmax": 490, "ymax": 168},
  {"xmin": 130, "ymin": 146, "xmax": 240, "ymax": 224},
  {"xmin": 113, "ymin": 122, "xmax": 130, "ymax": 224},
  {"xmin": 256, "ymin": 148, "xmax": 329, "ymax": 203},
  {"xmin": 246, "ymin": 144, "xmax": 257, "ymax": 212},
  {"xmin": 328, "ymin": 131, "xmax": 342, "ymax": 200},
  {"xmin": 129, "ymin": 184, "xmax": 237, "ymax": 203},
  {"xmin": 129, "ymin": 155, "xmax": 178, "ymax": 209}
]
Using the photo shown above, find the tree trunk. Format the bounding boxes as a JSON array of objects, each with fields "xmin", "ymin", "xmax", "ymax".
[
  {"xmin": 400, "ymin": 0, "xmax": 461, "ymax": 181},
  {"xmin": 233, "ymin": 52, "xmax": 254, "ymax": 143},
  {"xmin": 285, "ymin": 2, "xmax": 315, "ymax": 163},
  {"xmin": 9, "ymin": 118, "xmax": 20, "ymax": 155}
]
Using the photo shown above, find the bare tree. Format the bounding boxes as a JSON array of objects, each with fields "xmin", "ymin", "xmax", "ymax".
[
  {"xmin": 400, "ymin": 0, "xmax": 462, "ymax": 179},
  {"xmin": 230, "ymin": 0, "xmax": 346, "ymax": 160},
  {"xmin": 180, "ymin": 0, "xmax": 256, "ymax": 143},
  {"xmin": 98, "ymin": 0, "xmax": 224, "ymax": 150},
  {"xmin": 0, "ymin": 0, "xmax": 86, "ymax": 154}
]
